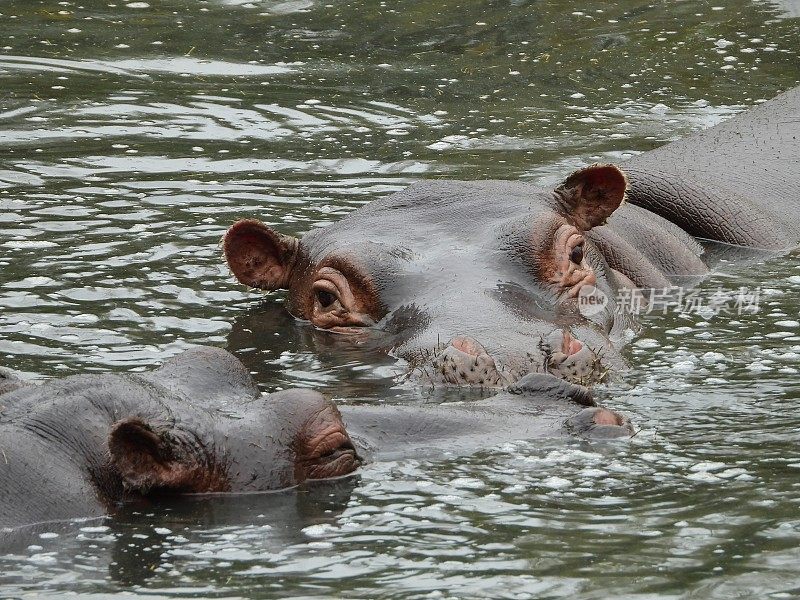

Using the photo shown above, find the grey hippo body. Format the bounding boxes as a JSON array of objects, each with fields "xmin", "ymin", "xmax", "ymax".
[
  {"xmin": 0, "ymin": 348, "xmax": 628, "ymax": 532},
  {"xmin": 224, "ymin": 86, "xmax": 800, "ymax": 388},
  {"xmin": 0, "ymin": 347, "xmax": 359, "ymax": 532},
  {"xmin": 341, "ymin": 373, "xmax": 632, "ymax": 464}
]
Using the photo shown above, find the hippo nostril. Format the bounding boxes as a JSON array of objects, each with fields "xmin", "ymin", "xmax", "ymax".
[
  {"xmin": 449, "ymin": 336, "xmax": 488, "ymax": 357},
  {"xmin": 565, "ymin": 334, "xmax": 583, "ymax": 356},
  {"xmin": 592, "ymin": 408, "xmax": 622, "ymax": 427},
  {"xmin": 554, "ymin": 329, "xmax": 583, "ymax": 356}
]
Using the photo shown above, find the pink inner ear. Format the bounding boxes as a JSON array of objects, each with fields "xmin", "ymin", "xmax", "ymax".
[
  {"xmin": 581, "ymin": 165, "xmax": 627, "ymax": 204},
  {"xmin": 223, "ymin": 220, "xmax": 293, "ymax": 290},
  {"xmin": 556, "ymin": 163, "xmax": 628, "ymax": 230}
]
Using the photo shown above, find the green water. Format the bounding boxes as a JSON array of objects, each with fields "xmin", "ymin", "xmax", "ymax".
[{"xmin": 1, "ymin": 0, "xmax": 800, "ymax": 597}]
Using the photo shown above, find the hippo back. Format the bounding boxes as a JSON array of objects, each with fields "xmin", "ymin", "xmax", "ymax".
[{"xmin": 624, "ymin": 86, "xmax": 800, "ymax": 249}]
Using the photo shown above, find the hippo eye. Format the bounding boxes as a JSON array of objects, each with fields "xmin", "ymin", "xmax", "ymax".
[
  {"xmin": 316, "ymin": 290, "xmax": 337, "ymax": 308},
  {"xmin": 570, "ymin": 245, "xmax": 584, "ymax": 265}
]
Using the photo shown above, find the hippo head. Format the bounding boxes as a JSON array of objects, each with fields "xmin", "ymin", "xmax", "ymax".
[
  {"xmin": 224, "ymin": 164, "xmax": 632, "ymax": 388},
  {"xmin": 108, "ymin": 389, "xmax": 359, "ymax": 495}
]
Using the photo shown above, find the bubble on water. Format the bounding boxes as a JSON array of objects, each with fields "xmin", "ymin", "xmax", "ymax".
[
  {"xmin": 541, "ymin": 476, "xmax": 572, "ymax": 490},
  {"xmin": 28, "ymin": 553, "xmax": 58, "ymax": 564},
  {"xmin": 302, "ymin": 523, "xmax": 338, "ymax": 537},
  {"xmin": 450, "ymin": 477, "xmax": 485, "ymax": 489},
  {"xmin": 79, "ymin": 526, "xmax": 110, "ymax": 533},
  {"xmin": 671, "ymin": 360, "xmax": 696, "ymax": 372},
  {"xmin": 746, "ymin": 361, "xmax": 771, "ymax": 372},
  {"xmin": 665, "ymin": 326, "xmax": 694, "ymax": 335},
  {"xmin": 686, "ymin": 471, "xmax": 721, "ymax": 483},
  {"xmin": 690, "ymin": 461, "xmax": 726, "ymax": 472}
]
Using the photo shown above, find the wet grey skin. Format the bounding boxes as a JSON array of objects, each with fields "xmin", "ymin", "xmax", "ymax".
[
  {"xmin": 223, "ymin": 86, "xmax": 800, "ymax": 389},
  {"xmin": 0, "ymin": 347, "xmax": 359, "ymax": 532},
  {"xmin": 0, "ymin": 349, "xmax": 630, "ymax": 533},
  {"xmin": 341, "ymin": 373, "xmax": 633, "ymax": 464}
]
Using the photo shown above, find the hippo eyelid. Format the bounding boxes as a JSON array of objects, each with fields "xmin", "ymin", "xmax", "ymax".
[
  {"xmin": 312, "ymin": 258, "xmax": 384, "ymax": 322},
  {"xmin": 314, "ymin": 268, "xmax": 355, "ymax": 306}
]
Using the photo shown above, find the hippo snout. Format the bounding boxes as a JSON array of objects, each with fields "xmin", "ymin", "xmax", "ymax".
[
  {"xmin": 427, "ymin": 336, "xmax": 510, "ymax": 387},
  {"xmin": 413, "ymin": 330, "xmax": 606, "ymax": 388},
  {"xmin": 543, "ymin": 329, "xmax": 606, "ymax": 385},
  {"xmin": 565, "ymin": 407, "xmax": 635, "ymax": 439}
]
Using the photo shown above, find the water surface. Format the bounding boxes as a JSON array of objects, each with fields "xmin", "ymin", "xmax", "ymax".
[{"xmin": 1, "ymin": 0, "xmax": 800, "ymax": 597}]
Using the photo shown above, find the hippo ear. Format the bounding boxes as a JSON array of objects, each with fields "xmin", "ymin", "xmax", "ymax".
[
  {"xmin": 223, "ymin": 219, "xmax": 302, "ymax": 290},
  {"xmin": 108, "ymin": 418, "xmax": 225, "ymax": 495},
  {"xmin": 554, "ymin": 164, "xmax": 627, "ymax": 230}
]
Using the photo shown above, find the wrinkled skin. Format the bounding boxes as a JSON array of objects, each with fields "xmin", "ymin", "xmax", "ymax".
[
  {"xmin": 0, "ymin": 347, "xmax": 358, "ymax": 531},
  {"xmin": 224, "ymin": 86, "xmax": 800, "ymax": 388}
]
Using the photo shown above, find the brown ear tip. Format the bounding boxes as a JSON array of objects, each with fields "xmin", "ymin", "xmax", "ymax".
[
  {"xmin": 224, "ymin": 219, "xmax": 270, "ymax": 250},
  {"xmin": 585, "ymin": 163, "xmax": 628, "ymax": 185},
  {"xmin": 226, "ymin": 218, "xmax": 270, "ymax": 233}
]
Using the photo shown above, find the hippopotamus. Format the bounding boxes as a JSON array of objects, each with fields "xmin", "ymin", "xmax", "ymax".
[
  {"xmin": 223, "ymin": 86, "xmax": 800, "ymax": 387},
  {"xmin": 0, "ymin": 347, "xmax": 359, "ymax": 531},
  {"xmin": 341, "ymin": 373, "xmax": 633, "ymax": 463},
  {"xmin": 0, "ymin": 348, "xmax": 629, "ymax": 533}
]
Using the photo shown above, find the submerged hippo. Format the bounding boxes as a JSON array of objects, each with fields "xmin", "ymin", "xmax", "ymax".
[
  {"xmin": 0, "ymin": 347, "xmax": 358, "ymax": 531},
  {"xmin": 341, "ymin": 373, "xmax": 632, "ymax": 463},
  {"xmin": 224, "ymin": 86, "xmax": 800, "ymax": 387},
  {"xmin": 0, "ymin": 348, "xmax": 629, "ymax": 532}
]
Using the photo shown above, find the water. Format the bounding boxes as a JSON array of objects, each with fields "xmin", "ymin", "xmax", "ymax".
[{"xmin": 1, "ymin": 0, "xmax": 800, "ymax": 596}]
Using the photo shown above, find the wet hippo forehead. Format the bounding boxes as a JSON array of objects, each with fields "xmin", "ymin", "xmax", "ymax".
[
  {"xmin": 224, "ymin": 164, "xmax": 628, "ymax": 387},
  {"xmin": 302, "ymin": 183, "xmax": 561, "ymax": 301},
  {"xmin": 305, "ymin": 179, "xmax": 557, "ymax": 246}
]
